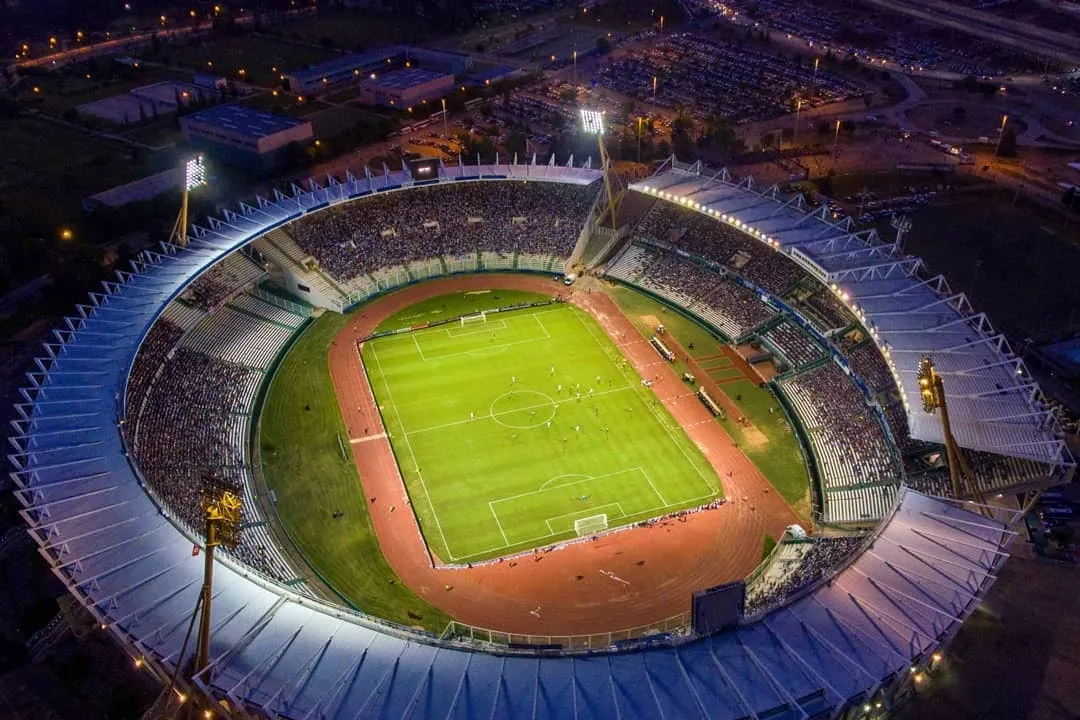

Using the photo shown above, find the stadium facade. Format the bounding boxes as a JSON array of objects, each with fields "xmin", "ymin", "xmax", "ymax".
[{"xmin": 8, "ymin": 157, "xmax": 1069, "ymax": 719}]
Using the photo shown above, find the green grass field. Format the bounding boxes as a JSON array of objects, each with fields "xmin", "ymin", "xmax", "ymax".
[
  {"xmin": 260, "ymin": 311, "xmax": 450, "ymax": 630},
  {"xmin": 363, "ymin": 301, "xmax": 723, "ymax": 562}
]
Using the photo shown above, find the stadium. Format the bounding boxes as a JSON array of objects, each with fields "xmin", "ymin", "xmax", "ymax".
[{"xmin": 8, "ymin": 154, "xmax": 1074, "ymax": 719}]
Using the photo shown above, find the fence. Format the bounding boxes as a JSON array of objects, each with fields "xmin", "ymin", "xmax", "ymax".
[{"xmin": 440, "ymin": 612, "xmax": 692, "ymax": 653}]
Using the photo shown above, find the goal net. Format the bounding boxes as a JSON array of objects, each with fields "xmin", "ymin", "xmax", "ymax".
[
  {"xmin": 574, "ymin": 514, "xmax": 608, "ymax": 537},
  {"xmin": 461, "ymin": 311, "xmax": 487, "ymax": 327}
]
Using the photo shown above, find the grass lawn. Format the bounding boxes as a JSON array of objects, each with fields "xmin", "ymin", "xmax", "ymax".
[
  {"xmin": 363, "ymin": 302, "xmax": 723, "ymax": 562},
  {"xmin": 761, "ymin": 534, "xmax": 777, "ymax": 561},
  {"xmin": 605, "ymin": 283, "xmax": 812, "ymax": 520},
  {"xmin": 138, "ymin": 35, "xmax": 338, "ymax": 85},
  {"xmin": 259, "ymin": 311, "xmax": 449, "ymax": 631},
  {"xmin": 0, "ymin": 117, "xmax": 167, "ymax": 233}
]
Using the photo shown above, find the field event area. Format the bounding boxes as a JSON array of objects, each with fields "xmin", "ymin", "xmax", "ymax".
[{"xmin": 362, "ymin": 299, "xmax": 722, "ymax": 562}]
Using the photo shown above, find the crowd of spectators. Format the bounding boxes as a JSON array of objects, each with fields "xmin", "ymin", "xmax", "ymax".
[
  {"xmin": 607, "ymin": 244, "xmax": 776, "ymax": 339},
  {"xmin": 181, "ymin": 253, "xmax": 266, "ymax": 312},
  {"xmin": 697, "ymin": 0, "xmax": 1060, "ymax": 76},
  {"xmin": 632, "ymin": 200, "xmax": 807, "ymax": 296},
  {"xmin": 744, "ymin": 536, "xmax": 865, "ymax": 616},
  {"xmin": 846, "ymin": 341, "xmax": 894, "ymax": 395},
  {"xmin": 594, "ymin": 33, "xmax": 866, "ymax": 123},
  {"xmin": 287, "ymin": 181, "xmax": 600, "ymax": 282},
  {"xmin": 133, "ymin": 348, "xmax": 257, "ymax": 474},
  {"xmin": 759, "ymin": 320, "xmax": 823, "ymax": 370},
  {"xmin": 124, "ymin": 318, "xmax": 183, "ymax": 414},
  {"xmin": 778, "ymin": 362, "xmax": 901, "ymax": 488},
  {"xmin": 794, "ymin": 287, "xmax": 857, "ymax": 332}
]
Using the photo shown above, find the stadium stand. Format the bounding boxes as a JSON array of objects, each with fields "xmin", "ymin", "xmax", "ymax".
[
  {"xmin": 5, "ymin": 161, "xmax": 1061, "ymax": 719},
  {"xmin": 123, "ymin": 246, "xmax": 313, "ymax": 586},
  {"xmin": 776, "ymin": 362, "xmax": 900, "ymax": 489},
  {"xmin": 744, "ymin": 536, "xmax": 864, "ymax": 616},
  {"xmin": 285, "ymin": 180, "xmax": 599, "ymax": 283},
  {"xmin": 632, "ymin": 161, "xmax": 1073, "ymax": 478},
  {"xmin": 606, "ymin": 244, "xmax": 776, "ymax": 340},
  {"xmin": 181, "ymin": 252, "xmax": 265, "ymax": 311},
  {"xmin": 758, "ymin": 320, "xmax": 824, "ymax": 371}
]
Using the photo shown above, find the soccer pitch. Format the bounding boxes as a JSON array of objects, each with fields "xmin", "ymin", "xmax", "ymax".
[{"xmin": 362, "ymin": 302, "xmax": 723, "ymax": 562}]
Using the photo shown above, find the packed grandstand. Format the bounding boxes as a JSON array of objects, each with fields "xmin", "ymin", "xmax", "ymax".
[{"xmin": 8, "ymin": 157, "xmax": 1071, "ymax": 719}]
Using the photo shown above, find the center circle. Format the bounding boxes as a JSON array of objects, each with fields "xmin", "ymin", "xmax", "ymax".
[{"xmin": 488, "ymin": 390, "xmax": 558, "ymax": 429}]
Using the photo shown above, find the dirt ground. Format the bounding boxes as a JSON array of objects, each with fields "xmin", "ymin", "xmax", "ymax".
[{"xmin": 328, "ymin": 274, "xmax": 800, "ymax": 636}]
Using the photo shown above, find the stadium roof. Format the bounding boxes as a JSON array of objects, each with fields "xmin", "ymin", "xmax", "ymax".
[
  {"xmin": 9, "ymin": 160, "xmax": 1021, "ymax": 719},
  {"xmin": 631, "ymin": 159, "xmax": 1073, "ymax": 472},
  {"xmin": 183, "ymin": 104, "xmax": 310, "ymax": 138}
]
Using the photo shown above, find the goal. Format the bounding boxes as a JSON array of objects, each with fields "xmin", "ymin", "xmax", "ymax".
[
  {"xmin": 574, "ymin": 514, "xmax": 608, "ymax": 537},
  {"xmin": 461, "ymin": 311, "xmax": 487, "ymax": 327}
]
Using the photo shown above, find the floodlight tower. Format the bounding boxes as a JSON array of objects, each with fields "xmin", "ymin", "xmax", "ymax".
[
  {"xmin": 193, "ymin": 484, "xmax": 242, "ymax": 676},
  {"xmin": 171, "ymin": 155, "xmax": 207, "ymax": 248},
  {"xmin": 917, "ymin": 356, "xmax": 981, "ymax": 502},
  {"xmin": 580, "ymin": 109, "xmax": 622, "ymax": 231}
]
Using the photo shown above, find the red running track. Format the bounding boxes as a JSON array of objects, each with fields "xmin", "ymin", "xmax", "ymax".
[{"xmin": 327, "ymin": 274, "xmax": 802, "ymax": 635}]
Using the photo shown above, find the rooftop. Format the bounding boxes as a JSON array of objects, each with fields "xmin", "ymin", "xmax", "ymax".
[
  {"xmin": 288, "ymin": 46, "xmax": 410, "ymax": 84},
  {"xmin": 184, "ymin": 103, "xmax": 309, "ymax": 138},
  {"xmin": 371, "ymin": 67, "xmax": 451, "ymax": 90}
]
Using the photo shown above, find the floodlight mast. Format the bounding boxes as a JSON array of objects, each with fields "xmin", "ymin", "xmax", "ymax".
[
  {"xmin": 193, "ymin": 485, "xmax": 242, "ymax": 676},
  {"xmin": 917, "ymin": 356, "xmax": 983, "ymax": 504},
  {"xmin": 580, "ymin": 109, "xmax": 622, "ymax": 232},
  {"xmin": 171, "ymin": 155, "xmax": 207, "ymax": 248}
]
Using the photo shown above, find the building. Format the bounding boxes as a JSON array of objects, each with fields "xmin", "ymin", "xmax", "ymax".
[
  {"xmin": 77, "ymin": 80, "xmax": 201, "ymax": 125},
  {"xmin": 359, "ymin": 67, "xmax": 456, "ymax": 108},
  {"xmin": 285, "ymin": 46, "xmax": 471, "ymax": 95},
  {"xmin": 178, "ymin": 104, "xmax": 313, "ymax": 171}
]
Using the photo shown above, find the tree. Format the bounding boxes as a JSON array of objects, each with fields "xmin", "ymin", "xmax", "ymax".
[
  {"xmin": 596, "ymin": 36, "xmax": 613, "ymax": 54},
  {"xmin": 997, "ymin": 126, "xmax": 1018, "ymax": 157},
  {"xmin": 505, "ymin": 130, "xmax": 527, "ymax": 158},
  {"xmin": 700, "ymin": 113, "xmax": 744, "ymax": 153},
  {"xmin": 558, "ymin": 86, "xmax": 577, "ymax": 104}
]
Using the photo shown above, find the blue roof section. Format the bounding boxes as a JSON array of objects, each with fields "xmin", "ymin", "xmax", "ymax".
[
  {"xmin": 184, "ymin": 103, "xmax": 309, "ymax": 138},
  {"xmin": 288, "ymin": 46, "xmax": 409, "ymax": 86},
  {"xmin": 10, "ymin": 160, "xmax": 1018, "ymax": 719},
  {"xmin": 373, "ymin": 67, "xmax": 450, "ymax": 90}
]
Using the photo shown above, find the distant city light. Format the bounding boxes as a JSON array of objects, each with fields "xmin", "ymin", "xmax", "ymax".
[
  {"xmin": 580, "ymin": 109, "xmax": 604, "ymax": 135},
  {"xmin": 185, "ymin": 156, "xmax": 206, "ymax": 191}
]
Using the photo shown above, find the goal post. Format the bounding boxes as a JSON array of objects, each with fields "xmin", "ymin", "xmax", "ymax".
[
  {"xmin": 461, "ymin": 311, "xmax": 487, "ymax": 327},
  {"xmin": 574, "ymin": 514, "xmax": 608, "ymax": 536}
]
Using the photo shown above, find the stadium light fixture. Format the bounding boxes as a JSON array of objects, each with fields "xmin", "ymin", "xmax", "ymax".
[
  {"xmin": 185, "ymin": 155, "xmax": 206, "ymax": 191},
  {"xmin": 580, "ymin": 109, "xmax": 604, "ymax": 135}
]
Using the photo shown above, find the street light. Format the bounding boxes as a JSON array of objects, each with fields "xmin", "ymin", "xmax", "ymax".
[
  {"xmin": 994, "ymin": 114, "xmax": 1008, "ymax": 157},
  {"xmin": 637, "ymin": 116, "xmax": 643, "ymax": 163},
  {"xmin": 793, "ymin": 98, "xmax": 804, "ymax": 147}
]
